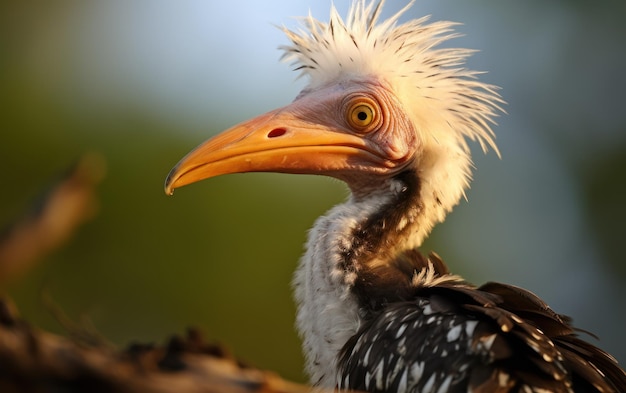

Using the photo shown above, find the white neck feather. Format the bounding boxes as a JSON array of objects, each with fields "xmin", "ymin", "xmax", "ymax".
[{"xmin": 293, "ymin": 195, "xmax": 383, "ymax": 387}]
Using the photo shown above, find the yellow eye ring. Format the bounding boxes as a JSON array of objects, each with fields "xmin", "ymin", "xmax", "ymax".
[{"xmin": 345, "ymin": 97, "xmax": 380, "ymax": 132}]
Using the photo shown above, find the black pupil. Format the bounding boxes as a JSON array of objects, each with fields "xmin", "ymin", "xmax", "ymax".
[{"xmin": 357, "ymin": 111, "xmax": 368, "ymax": 121}]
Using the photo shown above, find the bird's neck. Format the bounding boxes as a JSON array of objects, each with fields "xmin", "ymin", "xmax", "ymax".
[
  {"xmin": 293, "ymin": 147, "xmax": 472, "ymax": 387},
  {"xmin": 293, "ymin": 172, "xmax": 430, "ymax": 386}
]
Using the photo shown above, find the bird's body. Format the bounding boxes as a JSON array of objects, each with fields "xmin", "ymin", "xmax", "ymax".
[{"xmin": 165, "ymin": 1, "xmax": 626, "ymax": 391}]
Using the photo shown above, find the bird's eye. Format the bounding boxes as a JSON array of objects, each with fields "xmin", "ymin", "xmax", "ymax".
[{"xmin": 345, "ymin": 97, "xmax": 380, "ymax": 133}]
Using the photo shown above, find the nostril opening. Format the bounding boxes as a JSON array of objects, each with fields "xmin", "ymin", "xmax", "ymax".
[{"xmin": 268, "ymin": 128, "xmax": 287, "ymax": 138}]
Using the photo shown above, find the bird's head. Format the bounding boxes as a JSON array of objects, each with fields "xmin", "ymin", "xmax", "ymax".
[{"xmin": 165, "ymin": 0, "xmax": 503, "ymax": 236}]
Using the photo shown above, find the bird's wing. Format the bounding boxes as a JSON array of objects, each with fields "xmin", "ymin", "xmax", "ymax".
[
  {"xmin": 478, "ymin": 281, "xmax": 626, "ymax": 392},
  {"xmin": 339, "ymin": 273, "xmax": 626, "ymax": 392}
]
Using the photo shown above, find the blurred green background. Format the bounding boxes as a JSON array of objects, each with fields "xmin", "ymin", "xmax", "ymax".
[{"xmin": 1, "ymin": 0, "xmax": 625, "ymax": 383}]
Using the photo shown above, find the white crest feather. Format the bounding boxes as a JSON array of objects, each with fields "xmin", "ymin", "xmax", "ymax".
[{"xmin": 280, "ymin": 0, "xmax": 504, "ymax": 156}]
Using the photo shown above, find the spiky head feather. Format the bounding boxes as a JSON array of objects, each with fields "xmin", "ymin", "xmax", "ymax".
[{"xmin": 280, "ymin": 0, "xmax": 503, "ymax": 156}]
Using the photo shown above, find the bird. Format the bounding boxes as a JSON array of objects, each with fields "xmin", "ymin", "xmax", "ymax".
[{"xmin": 164, "ymin": 1, "xmax": 626, "ymax": 392}]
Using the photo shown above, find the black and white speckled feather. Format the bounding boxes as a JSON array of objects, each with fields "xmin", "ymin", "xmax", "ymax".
[{"xmin": 339, "ymin": 253, "xmax": 626, "ymax": 392}]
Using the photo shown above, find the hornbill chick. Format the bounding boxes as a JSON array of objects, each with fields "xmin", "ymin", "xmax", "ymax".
[{"xmin": 165, "ymin": 1, "xmax": 626, "ymax": 391}]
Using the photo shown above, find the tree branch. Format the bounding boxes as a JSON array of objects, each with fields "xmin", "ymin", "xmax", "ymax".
[{"xmin": 0, "ymin": 298, "xmax": 309, "ymax": 393}]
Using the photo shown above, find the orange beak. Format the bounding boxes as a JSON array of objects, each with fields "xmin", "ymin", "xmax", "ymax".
[{"xmin": 164, "ymin": 102, "xmax": 398, "ymax": 195}]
